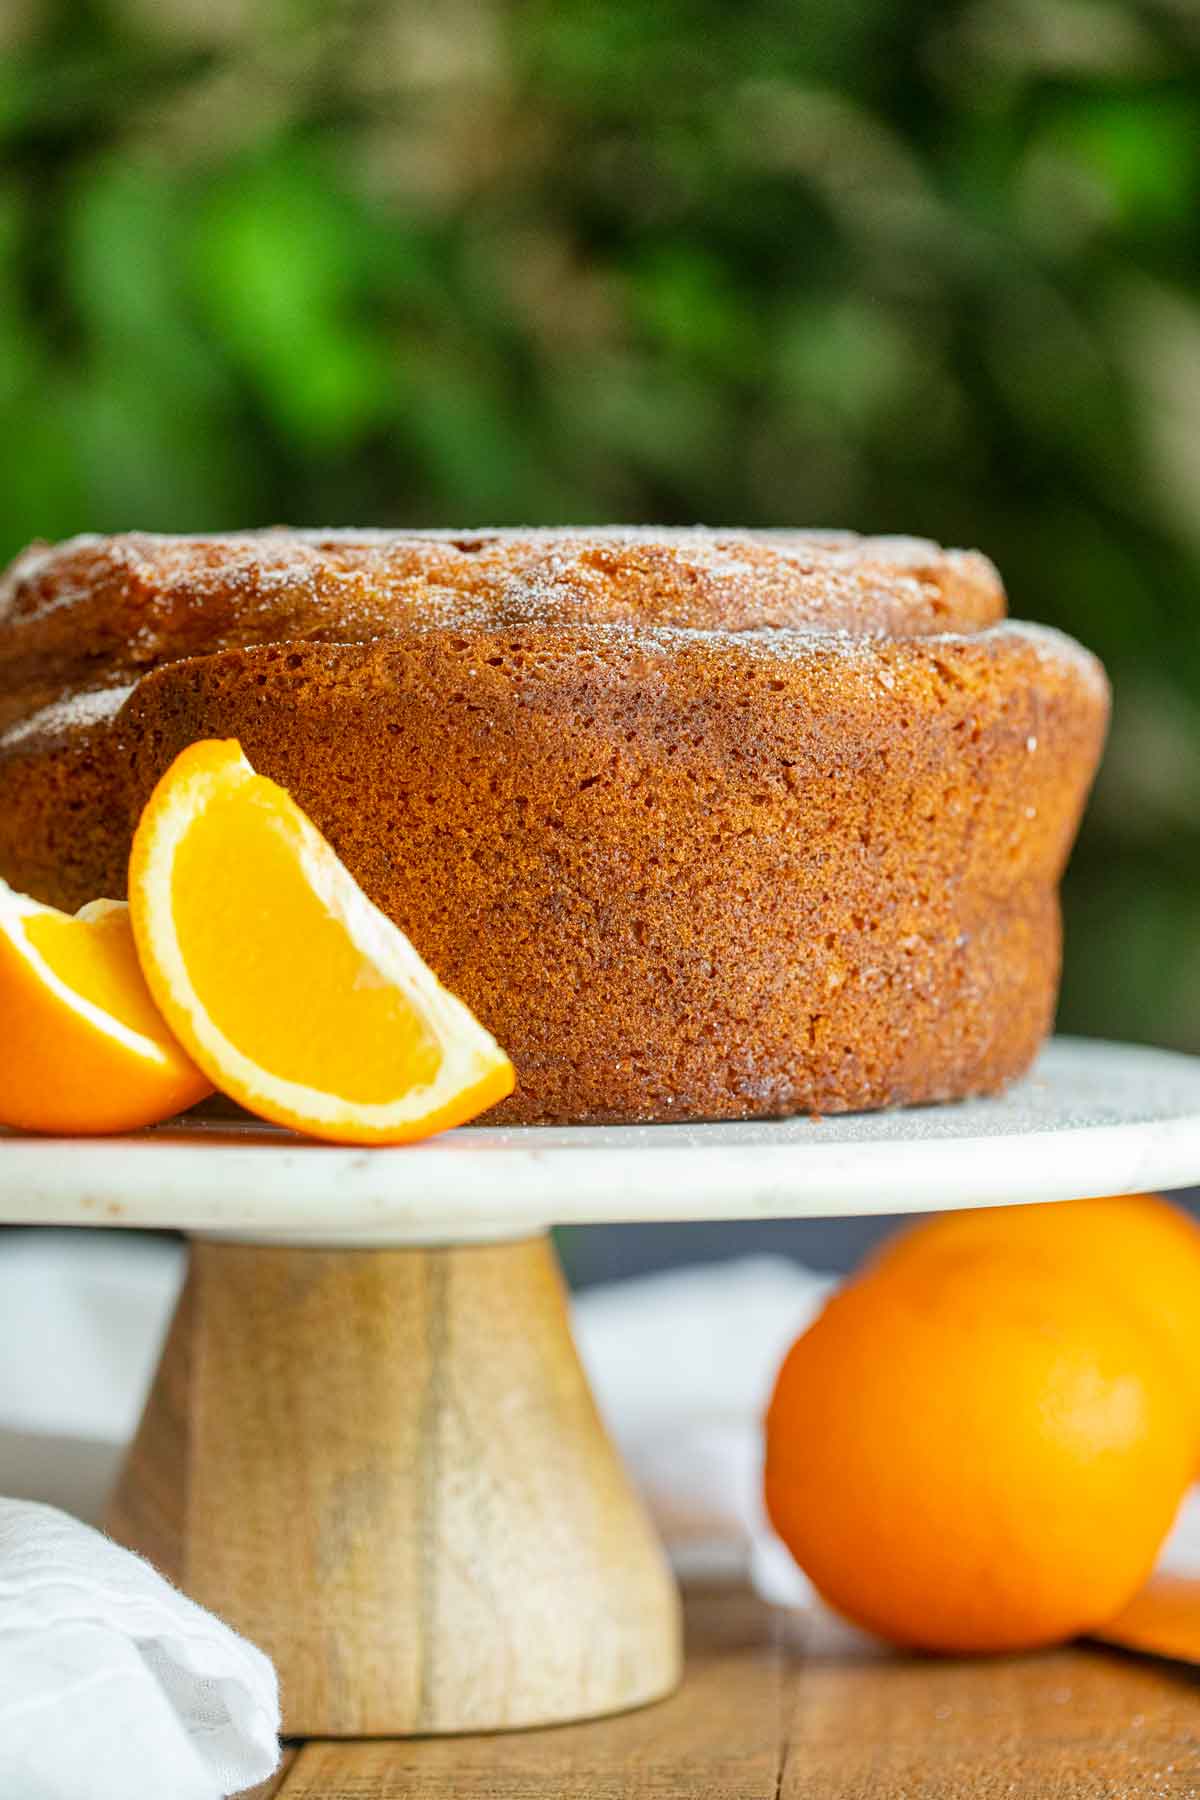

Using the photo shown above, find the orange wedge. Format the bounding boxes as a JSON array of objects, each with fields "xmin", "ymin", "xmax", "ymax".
[
  {"xmin": 0, "ymin": 883, "xmax": 213, "ymax": 1134},
  {"xmin": 128, "ymin": 739, "xmax": 516, "ymax": 1144}
]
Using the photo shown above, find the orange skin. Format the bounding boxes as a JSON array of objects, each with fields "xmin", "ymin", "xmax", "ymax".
[
  {"xmin": 127, "ymin": 740, "xmax": 515, "ymax": 1145},
  {"xmin": 869, "ymin": 1196, "xmax": 1200, "ymax": 1436},
  {"xmin": 0, "ymin": 891, "xmax": 212, "ymax": 1135},
  {"xmin": 765, "ymin": 1246, "xmax": 1196, "ymax": 1655}
]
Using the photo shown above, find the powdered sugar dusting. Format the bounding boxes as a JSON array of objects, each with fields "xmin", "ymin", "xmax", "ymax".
[
  {"xmin": 993, "ymin": 620, "xmax": 1110, "ymax": 696},
  {"xmin": 0, "ymin": 529, "xmax": 1107, "ymax": 744},
  {"xmin": 0, "ymin": 525, "xmax": 1006, "ymax": 635},
  {"xmin": 0, "ymin": 684, "xmax": 135, "ymax": 750},
  {"xmin": 0, "ymin": 535, "xmax": 103, "ymax": 624}
]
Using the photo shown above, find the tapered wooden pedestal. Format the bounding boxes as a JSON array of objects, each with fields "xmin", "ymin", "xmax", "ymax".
[{"xmin": 104, "ymin": 1235, "xmax": 682, "ymax": 1737}]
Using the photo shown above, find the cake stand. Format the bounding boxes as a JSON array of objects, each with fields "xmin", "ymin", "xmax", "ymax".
[{"xmin": 3, "ymin": 1036, "xmax": 1200, "ymax": 1739}]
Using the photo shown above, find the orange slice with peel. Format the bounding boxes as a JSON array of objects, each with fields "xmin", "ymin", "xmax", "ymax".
[
  {"xmin": 0, "ymin": 883, "xmax": 213, "ymax": 1134},
  {"xmin": 128, "ymin": 739, "xmax": 516, "ymax": 1144}
]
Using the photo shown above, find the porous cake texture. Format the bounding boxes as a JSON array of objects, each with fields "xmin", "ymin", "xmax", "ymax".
[{"xmin": 0, "ymin": 528, "xmax": 1108, "ymax": 1124}]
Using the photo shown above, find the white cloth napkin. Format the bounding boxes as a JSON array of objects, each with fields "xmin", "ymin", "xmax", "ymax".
[
  {"xmin": 0, "ymin": 1233, "xmax": 277, "ymax": 1800},
  {"xmin": 0, "ymin": 1499, "xmax": 279, "ymax": 1800}
]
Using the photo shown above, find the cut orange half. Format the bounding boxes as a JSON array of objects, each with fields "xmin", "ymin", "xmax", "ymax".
[
  {"xmin": 128, "ymin": 739, "xmax": 516, "ymax": 1144},
  {"xmin": 0, "ymin": 883, "xmax": 213, "ymax": 1134}
]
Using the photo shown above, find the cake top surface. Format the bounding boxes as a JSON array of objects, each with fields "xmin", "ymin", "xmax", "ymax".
[
  {"xmin": 1, "ymin": 524, "xmax": 1004, "ymax": 633},
  {"xmin": 0, "ymin": 525, "xmax": 1012, "ymax": 737}
]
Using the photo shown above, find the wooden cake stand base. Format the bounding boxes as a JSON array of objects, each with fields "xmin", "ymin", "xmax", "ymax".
[{"xmin": 105, "ymin": 1236, "xmax": 682, "ymax": 1737}]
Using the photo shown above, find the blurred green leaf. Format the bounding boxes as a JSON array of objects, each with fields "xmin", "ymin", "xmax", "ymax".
[
  {"xmin": 187, "ymin": 148, "xmax": 397, "ymax": 450},
  {"xmin": 626, "ymin": 245, "xmax": 756, "ymax": 375},
  {"xmin": 1047, "ymin": 92, "xmax": 1200, "ymax": 234},
  {"xmin": 0, "ymin": 0, "xmax": 1198, "ymax": 1048}
]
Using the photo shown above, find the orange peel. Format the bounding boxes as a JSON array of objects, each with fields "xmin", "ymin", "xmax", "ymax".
[
  {"xmin": 128, "ymin": 739, "xmax": 515, "ymax": 1144},
  {"xmin": 0, "ymin": 883, "xmax": 212, "ymax": 1134}
]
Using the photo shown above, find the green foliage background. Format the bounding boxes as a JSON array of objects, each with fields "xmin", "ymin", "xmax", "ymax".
[{"xmin": 3, "ymin": 0, "xmax": 1199, "ymax": 1047}]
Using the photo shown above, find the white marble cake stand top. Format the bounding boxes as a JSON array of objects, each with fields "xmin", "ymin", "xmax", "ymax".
[{"xmin": 1, "ymin": 1038, "xmax": 1199, "ymax": 1246}]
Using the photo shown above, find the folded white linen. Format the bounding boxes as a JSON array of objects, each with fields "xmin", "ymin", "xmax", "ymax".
[{"xmin": 0, "ymin": 1497, "xmax": 279, "ymax": 1800}]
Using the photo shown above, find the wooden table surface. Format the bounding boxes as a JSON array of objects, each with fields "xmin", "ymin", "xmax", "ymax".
[{"xmin": 240, "ymin": 1582, "xmax": 1199, "ymax": 1798}]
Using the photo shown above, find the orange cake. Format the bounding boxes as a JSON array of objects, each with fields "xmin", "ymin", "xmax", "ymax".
[{"xmin": 0, "ymin": 528, "xmax": 1108, "ymax": 1125}]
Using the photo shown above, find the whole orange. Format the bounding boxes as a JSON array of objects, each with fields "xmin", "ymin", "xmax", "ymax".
[
  {"xmin": 764, "ymin": 1245, "xmax": 1196, "ymax": 1653},
  {"xmin": 869, "ymin": 1195, "xmax": 1200, "ymax": 1430}
]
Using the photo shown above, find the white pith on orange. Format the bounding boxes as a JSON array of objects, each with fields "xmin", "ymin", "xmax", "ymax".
[{"xmin": 127, "ymin": 739, "xmax": 516, "ymax": 1144}]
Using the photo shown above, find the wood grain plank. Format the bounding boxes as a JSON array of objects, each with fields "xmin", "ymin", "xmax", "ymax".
[
  {"xmin": 780, "ymin": 1612, "xmax": 1200, "ymax": 1798},
  {"xmin": 237, "ymin": 1746, "xmax": 298, "ymax": 1799},
  {"xmin": 274, "ymin": 1585, "xmax": 784, "ymax": 1799},
  {"xmin": 258, "ymin": 1588, "xmax": 1200, "ymax": 1799}
]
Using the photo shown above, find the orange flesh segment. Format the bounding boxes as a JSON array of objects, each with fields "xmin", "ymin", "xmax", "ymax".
[
  {"xmin": 128, "ymin": 739, "xmax": 515, "ymax": 1143},
  {"xmin": 0, "ymin": 888, "xmax": 213, "ymax": 1135},
  {"xmin": 170, "ymin": 778, "xmax": 441, "ymax": 1105},
  {"xmin": 24, "ymin": 906, "xmax": 177, "ymax": 1046}
]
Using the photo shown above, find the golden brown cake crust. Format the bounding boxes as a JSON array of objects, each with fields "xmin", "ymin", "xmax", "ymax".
[
  {"xmin": 0, "ymin": 527, "xmax": 1003, "ymax": 735},
  {"xmin": 0, "ymin": 528, "xmax": 1107, "ymax": 1125}
]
